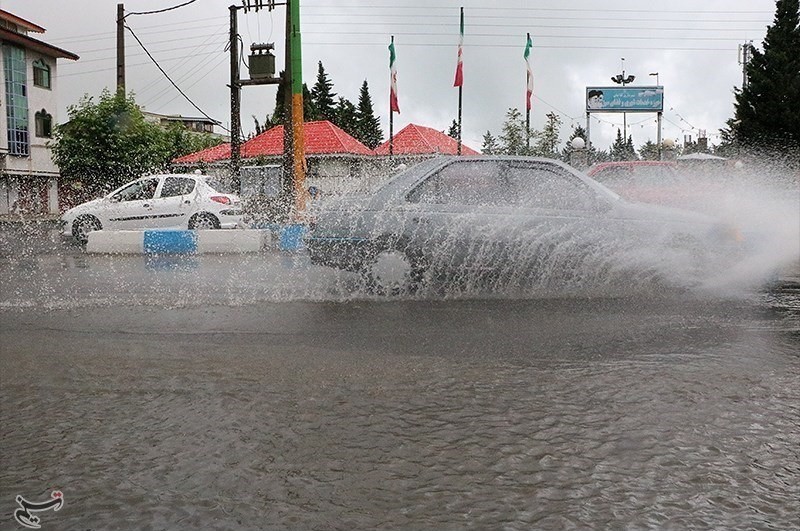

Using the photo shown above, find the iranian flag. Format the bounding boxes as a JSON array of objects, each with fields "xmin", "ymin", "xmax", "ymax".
[
  {"xmin": 453, "ymin": 8, "xmax": 464, "ymax": 87},
  {"xmin": 389, "ymin": 37, "xmax": 400, "ymax": 113},
  {"xmin": 524, "ymin": 33, "xmax": 533, "ymax": 110}
]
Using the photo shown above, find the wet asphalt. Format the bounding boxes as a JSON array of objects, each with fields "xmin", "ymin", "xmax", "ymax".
[{"xmin": 1, "ymin": 221, "xmax": 798, "ymax": 530}]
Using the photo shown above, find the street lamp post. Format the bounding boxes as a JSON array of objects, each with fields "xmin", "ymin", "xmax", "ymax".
[
  {"xmin": 611, "ymin": 57, "xmax": 635, "ymax": 140},
  {"xmin": 650, "ymin": 72, "xmax": 661, "ymax": 159}
]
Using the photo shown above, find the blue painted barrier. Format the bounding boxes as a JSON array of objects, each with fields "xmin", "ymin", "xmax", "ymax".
[
  {"xmin": 279, "ymin": 224, "xmax": 308, "ymax": 251},
  {"xmin": 143, "ymin": 230, "xmax": 198, "ymax": 254}
]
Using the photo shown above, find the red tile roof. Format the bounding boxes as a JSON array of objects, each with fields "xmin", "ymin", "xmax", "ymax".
[
  {"xmin": 173, "ymin": 143, "xmax": 231, "ymax": 164},
  {"xmin": 374, "ymin": 123, "xmax": 479, "ymax": 155},
  {"xmin": 241, "ymin": 120, "xmax": 373, "ymax": 157}
]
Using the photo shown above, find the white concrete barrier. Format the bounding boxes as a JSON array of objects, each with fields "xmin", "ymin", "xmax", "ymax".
[{"xmin": 85, "ymin": 229, "xmax": 270, "ymax": 254}]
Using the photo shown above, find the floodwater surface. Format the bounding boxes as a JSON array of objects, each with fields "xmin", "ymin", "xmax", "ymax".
[{"xmin": 0, "ymin": 223, "xmax": 798, "ymax": 530}]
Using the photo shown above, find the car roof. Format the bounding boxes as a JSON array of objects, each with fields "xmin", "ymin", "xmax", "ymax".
[
  {"xmin": 586, "ymin": 161, "xmax": 676, "ymax": 175},
  {"xmin": 374, "ymin": 155, "xmax": 621, "ymax": 203}
]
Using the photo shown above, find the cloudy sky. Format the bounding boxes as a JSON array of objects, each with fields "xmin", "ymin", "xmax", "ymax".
[{"xmin": 3, "ymin": 0, "xmax": 778, "ymax": 153}]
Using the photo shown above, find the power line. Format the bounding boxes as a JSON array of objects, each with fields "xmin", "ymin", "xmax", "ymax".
[
  {"xmin": 124, "ymin": 23, "xmax": 229, "ymax": 132},
  {"xmin": 124, "ymin": 0, "xmax": 200, "ymax": 18},
  {"xmin": 301, "ymin": 3, "xmax": 770, "ymax": 15}
]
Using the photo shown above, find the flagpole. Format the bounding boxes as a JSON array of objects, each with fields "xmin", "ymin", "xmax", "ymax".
[
  {"xmin": 389, "ymin": 35, "xmax": 394, "ymax": 157},
  {"xmin": 524, "ymin": 32, "xmax": 532, "ymax": 151},
  {"xmin": 526, "ymin": 109, "xmax": 530, "ymax": 151},
  {"xmin": 457, "ymin": 86, "xmax": 462, "ymax": 156},
  {"xmin": 456, "ymin": 7, "xmax": 463, "ymax": 156}
]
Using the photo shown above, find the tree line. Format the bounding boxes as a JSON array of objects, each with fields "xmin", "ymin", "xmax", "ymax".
[{"xmin": 253, "ymin": 61, "xmax": 384, "ymax": 150}]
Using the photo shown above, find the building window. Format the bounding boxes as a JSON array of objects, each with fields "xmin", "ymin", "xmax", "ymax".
[
  {"xmin": 35, "ymin": 109, "xmax": 52, "ymax": 138},
  {"xmin": 33, "ymin": 59, "xmax": 51, "ymax": 89},
  {"xmin": 3, "ymin": 44, "xmax": 29, "ymax": 156}
]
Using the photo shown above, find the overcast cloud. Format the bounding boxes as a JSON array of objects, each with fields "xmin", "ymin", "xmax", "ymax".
[{"xmin": 2, "ymin": 0, "xmax": 778, "ymax": 153}]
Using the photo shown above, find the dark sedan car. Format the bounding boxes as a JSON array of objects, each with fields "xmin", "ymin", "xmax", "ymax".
[{"xmin": 306, "ymin": 156, "xmax": 743, "ymax": 295}]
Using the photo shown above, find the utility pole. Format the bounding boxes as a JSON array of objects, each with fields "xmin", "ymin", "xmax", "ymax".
[
  {"xmin": 229, "ymin": 5, "xmax": 241, "ymax": 189},
  {"xmin": 288, "ymin": 0, "xmax": 306, "ymax": 215},
  {"xmin": 228, "ymin": 1, "xmax": 282, "ymax": 195},
  {"xmin": 116, "ymin": 3, "xmax": 125, "ymax": 94}
]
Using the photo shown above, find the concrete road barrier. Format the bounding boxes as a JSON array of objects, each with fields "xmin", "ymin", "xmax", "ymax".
[{"xmin": 86, "ymin": 229, "xmax": 268, "ymax": 254}]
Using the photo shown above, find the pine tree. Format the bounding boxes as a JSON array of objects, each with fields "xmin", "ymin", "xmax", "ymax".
[
  {"xmin": 725, "ymin": 0, "xmax": 800, "ymax": 161},
  {"xmin": 270, "ymin": 73, "xmax": 315, "ymax": 125},
  {"xmin": 610, "ymin": 129, "xmax": 637, "ymax": 161},
  {"xmin": 638, "ymin": 140, "xmax": 660, "ymax": 160},
  {"xmin": 335, "ymin": 96, "xmax": 358, "ymax": 139},
  {"xmin": 355, "ymin": 80, "xmax": 384, "ymax": 149},
  {"xmin": 447, "ymin": 120, "xmax": 460, "ymax": 139},
  {"xmin": 532, "ymin": 112, "xmax": 562, "ymax": 158},
  {"xmin": 270, "ymin": 71, "xmax": 288, "ymax": 125},
  {"xmin": 482, "ymin": 131, "xmax": 499, "ymax": 154},
  {"xmin": 310, "ymin": 61, "xmax": 337, "ymax": 123},
  {"xmin": 498, "ymin": 108, "xmax": 527, "ymax": 155}
]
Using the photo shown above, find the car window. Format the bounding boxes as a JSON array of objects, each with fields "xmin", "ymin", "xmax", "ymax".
[
  {"xmin": 111, "ymin": 178, "xmax": 159, "ymax": 202},
  {"xmin": 160, "ymin": 177, "xmax": 196, "ymax": 198},
  {"xmin": 509, "ymin": 163, "xmax": 599, "ymax": 210},
  {"xmin": 204, "ymin": 178, "xmax": 235, "ymax": 194},
  {"xmin": 408, "ymin": 161, "xmax": 517, "ymax": 206}
]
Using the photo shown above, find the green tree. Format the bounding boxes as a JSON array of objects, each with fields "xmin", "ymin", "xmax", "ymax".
[
  {"xmin": 447, "ymin": 119, "xmax": 460, "ymax": 140},
  {"xmin": 724, "ymin": 0, "xmax": 800, "ymax": 162},
  {"xmin": 310, "ymin": 61, "xmax": 337, "ymax": 123},
  {"xmin": 481, "ymin": 130, "xmax": 499, "ymax": 154},
  {"xmin": 161, "ymin": 122, "xmax": 223, "ymax": 163},
  {"xmin": 498, "ymin": 108, "xmax": 527, "ymax": 155},
  {"xmin": 335, "ymin": 96, "xmax": 358, "ymax": 139},
  {"xmin": 355, "ymin": 80, "xmax": 383, "ymax": 149},
  {"xmin": 252, "ymin": 114, "xmax": 277, "ymax": 136},
  {"xmin": 638, "ymin": 139, "xmax": 660, "ymax": 160},
  {"xmin": 610, "ymin": 129, "xmax": 637, "ymax": 161},
  {"xmin": 50, "ymin": 90, "xmax": 172, "ymax": 195},
  {"xmin": 531, "ymin": 112, "xmax": 562, "ymax": 158},
  {"xmin": 270, "ymin": 72, "xmax": 314, "ymax": 125}
]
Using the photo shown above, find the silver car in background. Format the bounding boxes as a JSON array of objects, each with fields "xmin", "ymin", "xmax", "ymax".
[
  {"xmin": 61, "ymin": 173, "xmax": 243, "ymax": 244},
  {"xmin": 307, "ymin": 156, "xmax": 744, "ymax": 294}
]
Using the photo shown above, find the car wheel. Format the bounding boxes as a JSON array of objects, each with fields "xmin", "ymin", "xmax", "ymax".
[
  {"xmin": 362, "ymin": 242, "xmax": 425, "ymax": 296},
  {"xmin": 72, "ymin": 215, "xmax": 101, "ymax": 245},
  {"xmin": 667, "ymin": 234, "xmax": 707, "ymax": 283},
  {"xmin": 188, "ymin": 213, "xmax": 221, "ymax": 230}
]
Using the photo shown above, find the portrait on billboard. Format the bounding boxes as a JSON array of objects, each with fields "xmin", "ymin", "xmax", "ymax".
[{"xmin": 587, "ymin": 89, "xmax": 605, "ymax": 109}]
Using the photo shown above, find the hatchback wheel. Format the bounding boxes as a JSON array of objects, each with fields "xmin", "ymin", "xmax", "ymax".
[
  {"xmin": 72, "ymin": 215, "xmax": 101, "ymax": 245},
  {"xmin": 189, "ymin": 213, "xmax": 220, "ymax": 230},
  {"xmin": 363, "ymin": 244, "xmax": 425, "ymax": 296}
]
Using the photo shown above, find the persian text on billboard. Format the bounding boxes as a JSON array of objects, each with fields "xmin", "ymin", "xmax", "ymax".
[{"xmin": 586, "ymin": 87, "xmax": 664, "ymax": 112}]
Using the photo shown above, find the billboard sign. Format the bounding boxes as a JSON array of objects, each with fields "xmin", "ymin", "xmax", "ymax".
[{"xmin": 586, "ymin": 86, "xmax": 664, "ymax": 112}]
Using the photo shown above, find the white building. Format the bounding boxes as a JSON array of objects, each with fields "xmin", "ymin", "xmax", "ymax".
[{"xmin": 1, "ymin": 9, "xmax": 78, "ymax": 216}]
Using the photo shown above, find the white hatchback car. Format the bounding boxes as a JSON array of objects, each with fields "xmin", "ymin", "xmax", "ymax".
[{"xmin": 61, "ymin": 173, "xmax": 243, "ymax": 243}]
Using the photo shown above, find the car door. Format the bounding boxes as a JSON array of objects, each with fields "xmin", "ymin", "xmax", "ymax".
[
  {"xmin": 506, "ymin": 161, "xmax": 622, "ymax": 284},
  {"xmin": 404, "ymin": 159, "xmax": 520, "ymax": 278},
  {"xmin": 104, "ymin": 177, "xmax": 161, "ymax": 230},
  {"xmin": 147, "ymin": 176, "xmax": 197, "ymax": 229}
]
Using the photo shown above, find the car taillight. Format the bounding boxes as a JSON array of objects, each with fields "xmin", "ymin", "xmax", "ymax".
[{"xmin": 210, "ymin": 195, "xmax": 232, "ymax": 205}]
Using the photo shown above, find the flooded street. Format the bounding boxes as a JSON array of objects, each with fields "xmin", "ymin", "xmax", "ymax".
[{"xmin": 1, "ymin": 222, "xmax": 798, "ymax": 530}]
